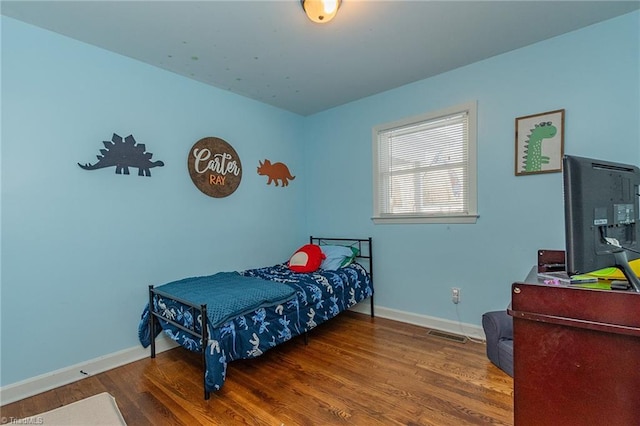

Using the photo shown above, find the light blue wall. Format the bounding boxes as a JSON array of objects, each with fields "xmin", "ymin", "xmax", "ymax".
[
  {"xmin": 1, "ymin": 11, "xmax": 639, "ymax": 389},
  {"xmin": 1, "ymin": 17, "xmax": 305, "ymax": 386},
  {"xmin": 303, "ymin": 12, "xmax": 640, "ymax": 325}
]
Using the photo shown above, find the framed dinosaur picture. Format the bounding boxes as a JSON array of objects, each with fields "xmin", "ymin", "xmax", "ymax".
[{"xmin": 515, "ymin": 109, "xmax": 565, "ymax": 176}]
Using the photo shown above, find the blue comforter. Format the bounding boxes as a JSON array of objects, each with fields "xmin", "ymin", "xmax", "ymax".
[
  {"xmin": 148, "ymin": 272, "xmax": 296, "ymax": 328},
  {"xmin": 138, "ymin": 262, "xmax": 373, "ymax": 392}
]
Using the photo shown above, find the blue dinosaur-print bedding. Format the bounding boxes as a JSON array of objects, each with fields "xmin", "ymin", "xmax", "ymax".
[{"xmin": 138, "ymin": 262, "xmax": 373, "ymax": 392}]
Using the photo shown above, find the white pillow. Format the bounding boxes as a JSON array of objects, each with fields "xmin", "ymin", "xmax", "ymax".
[{"xmin": 320, "ymin": 245, "xmax": 358, "ymax": 270}]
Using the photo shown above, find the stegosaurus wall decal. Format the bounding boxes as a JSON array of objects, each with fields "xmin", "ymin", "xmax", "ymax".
[{"xmin": 78, "ymin": 133, "xmax": 164, "ymax": 176}]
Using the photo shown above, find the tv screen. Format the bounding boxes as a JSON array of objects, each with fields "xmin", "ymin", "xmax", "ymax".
[{"xmin": 563, "ymin": 155, "xmax": 640, "ymax": 292}]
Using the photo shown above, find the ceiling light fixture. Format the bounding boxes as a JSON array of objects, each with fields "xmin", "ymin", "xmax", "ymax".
[{"xmin": 301, "ymin": 0, "xmax": 341, "ymax": 24}]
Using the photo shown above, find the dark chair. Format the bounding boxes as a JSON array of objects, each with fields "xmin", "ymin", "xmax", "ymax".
[
  {"xmin": 482, "ymin": 310, "xmax": 513, "ymax": 377},
  {"xmin": 482, "ymin": 250, "xmax": 564, "ymax": 377}
]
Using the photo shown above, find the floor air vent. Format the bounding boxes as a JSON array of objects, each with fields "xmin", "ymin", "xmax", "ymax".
[{"xmin": 426, "ymin": 329, "xmax": 468, "ymax": 344}]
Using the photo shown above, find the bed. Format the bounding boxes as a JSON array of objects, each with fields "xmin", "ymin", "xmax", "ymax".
[{"xmin": 138, "ymin": 236, "xmax": 374, "ymax": 399}]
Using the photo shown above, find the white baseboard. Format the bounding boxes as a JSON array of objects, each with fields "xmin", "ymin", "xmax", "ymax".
[
  {"xmin": 350, "ymin": 302, "xmax": 486, "ymax": 341},
  {"xmin": 2, "ymin": 304, "xmax": 483, "ymax": 405},
  {"xmin": 0, "ymin": 335, "xmax": 178, "ymax": 405}
]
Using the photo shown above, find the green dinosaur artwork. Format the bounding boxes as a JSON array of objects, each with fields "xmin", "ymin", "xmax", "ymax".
[{"xmin": 522, "ymin": 121, "xmax": 557, "ymax": 173}]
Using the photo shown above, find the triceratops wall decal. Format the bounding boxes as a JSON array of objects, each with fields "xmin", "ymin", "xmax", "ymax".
[
  {"xmin": 78, "ymin": 133, "xmax": 164, "ymax": 176},
  {"xmin": 257, "ymin": 159, "xmax": 295, "ymax": 187}
]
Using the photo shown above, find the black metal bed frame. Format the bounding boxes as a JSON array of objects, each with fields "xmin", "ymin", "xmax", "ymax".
[{"xmin": 147, "ymin": 236, "xmax": 374, "ymax": 400}]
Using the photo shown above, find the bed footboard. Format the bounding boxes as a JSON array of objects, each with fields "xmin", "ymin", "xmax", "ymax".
[{"xmin": 147, "ymin": 285, "xmax": 211, "ymax": 400}]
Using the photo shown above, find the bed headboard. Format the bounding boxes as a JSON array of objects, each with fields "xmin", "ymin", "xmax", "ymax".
[
  {"xmin": 309, "ymin": 236, "xmax": 373, "ymax": 281},
  {"xmin": 310, "ymin": 236, "xmax": 374, "ymax": 317}
]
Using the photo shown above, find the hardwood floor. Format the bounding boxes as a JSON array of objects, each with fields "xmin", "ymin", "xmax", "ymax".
[{"xmin": 1, "ymin": 312, "xmax": 513, "ymax": 425}]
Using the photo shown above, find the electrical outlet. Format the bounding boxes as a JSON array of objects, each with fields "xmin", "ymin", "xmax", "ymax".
[{"xmin": 452, "ymin": 287, "xmax": 460, "ymax": 304}]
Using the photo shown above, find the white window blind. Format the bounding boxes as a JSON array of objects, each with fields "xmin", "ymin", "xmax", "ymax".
[{"xmin": 372, "ymin": 102, "xmax": 478, "ymax": 224}]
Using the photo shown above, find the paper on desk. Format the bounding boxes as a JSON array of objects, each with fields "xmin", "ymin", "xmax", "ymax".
[{"xmin": 586, "ymin": 258, "xmax": 640, "ymax": 280}]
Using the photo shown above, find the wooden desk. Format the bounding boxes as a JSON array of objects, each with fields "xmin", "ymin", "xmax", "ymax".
[{"xmin": 509, "ymin": 282, "xmax": 640, "ymax": 425}]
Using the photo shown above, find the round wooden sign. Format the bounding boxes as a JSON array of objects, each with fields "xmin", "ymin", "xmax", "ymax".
[{"xmin": 187, "ymin": 137, "xmax": 242, "ymax": 198}]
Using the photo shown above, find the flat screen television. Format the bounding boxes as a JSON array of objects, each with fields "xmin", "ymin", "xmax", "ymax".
[{"xmin": 563, "ymin": 154, "xmax": 640, "ymax": 292}]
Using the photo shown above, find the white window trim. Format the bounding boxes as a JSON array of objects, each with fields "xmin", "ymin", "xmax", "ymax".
[{"xmin": 372, "ymin": 101, "xmax": 478, "ymax": 225}]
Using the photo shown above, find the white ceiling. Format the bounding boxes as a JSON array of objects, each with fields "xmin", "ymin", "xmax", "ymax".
[{"xmin": 2, "ymin": 1, "xmax": 639, "ymax": 116}]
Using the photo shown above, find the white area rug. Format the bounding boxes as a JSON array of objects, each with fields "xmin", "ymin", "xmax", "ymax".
[{"xmin": 20, "ymin": 392, "xmax": 127, "ymax": 425}]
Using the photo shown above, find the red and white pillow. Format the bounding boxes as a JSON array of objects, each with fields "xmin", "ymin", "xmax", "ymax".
[{"xmin": 288, "ymin": 244, "xmax": 325, "ymax": 273}]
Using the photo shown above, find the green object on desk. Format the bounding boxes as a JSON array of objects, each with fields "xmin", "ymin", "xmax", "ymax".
[{"xmin": 572, "ymin": 282, "xmax": 611, "ymax": 290}]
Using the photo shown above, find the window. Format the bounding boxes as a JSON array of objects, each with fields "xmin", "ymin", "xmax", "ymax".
[{"xmin": 372, "ymin": 101, "xmax": 478, "ymax": 224}]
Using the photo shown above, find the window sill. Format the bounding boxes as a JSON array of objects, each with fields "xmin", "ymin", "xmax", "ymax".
[{"xmin": 371, "ymin": 214, "xmax": 479, "ymax": 224}]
